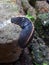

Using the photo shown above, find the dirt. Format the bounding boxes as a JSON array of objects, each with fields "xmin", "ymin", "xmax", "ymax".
[{"xmin": 0, "ymin": 0, "xmax": 22, "ymax": 44}]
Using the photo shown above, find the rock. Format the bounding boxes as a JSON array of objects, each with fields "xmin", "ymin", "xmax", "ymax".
[
  {"xmin": 35, "ymin": 13, "xmax": 49, "ymax": 45},
  {"xmin": 0, "ymin": 21, "xmax": 22, "ymax": 63},
  {"xmin": 35, "ymin": 1, "xmax": 49, "ymax": 13},
  {"xmin": 0, "ymin": 0, "xmax": 24, "ymax": 22},
  {"xmin": 21, "ymin": 0, "xmax": 36, "ymax": 19},
  {"xmin": 16, "ymin": 0, "xmax": 25, "ymax": 15},
  {"xmin": 28, "ymin": 31, "xmax": 49, "ymax": 65}
]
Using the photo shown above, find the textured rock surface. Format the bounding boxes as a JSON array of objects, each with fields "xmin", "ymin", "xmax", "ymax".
[
  {"xmin": 0, "ymin": 20, "xmax": 22, "ymax": 63},
  {"xmin": 0, "ymin": 0, "xmax": 24, "ymax": 22},
  {"xmin": 0, "ymin": 22, "xmax": 22, "ymax": 43},
  {"xmin": 0, "ymin": 0, "xmax": 23, "ymax": 63},
  {"xmin": 35, "ymin": 13, "xmax": 49, "ymax": 45},
  {"xmin": 35, "ymin": 1, "xmax": 49, "ymax": 13}
]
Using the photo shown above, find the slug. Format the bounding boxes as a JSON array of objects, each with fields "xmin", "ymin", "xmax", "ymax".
[{"xmin": 11, "ymin": 17, "xmax": 34, "ymax": 48}]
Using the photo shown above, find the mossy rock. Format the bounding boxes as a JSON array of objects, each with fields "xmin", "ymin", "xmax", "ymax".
[
  {"xmin": 28, "ymin": 31, "xmax": 49, "ymax": 65},
  {"xmin": 34, "ymin": 12, "xmax": 49, "ymax": 45}
]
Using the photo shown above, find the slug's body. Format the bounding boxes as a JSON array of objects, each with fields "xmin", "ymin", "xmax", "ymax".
[
  {"xmin": 11, "ymin": 17, "xmax": 34, "ymax": 48},
  {"xmin": 47, "ymin": 0, "xmax": 49, "ymax": 4}
]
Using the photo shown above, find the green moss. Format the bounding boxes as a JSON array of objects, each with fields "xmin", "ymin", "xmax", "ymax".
[
  {"xmin": 35, "ymin": 13, "xmax": 49, "ymax": 44},
  {"xmin": 26, "ymin": 14, "xmax": 35, "ymax": 21}
]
